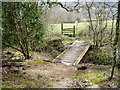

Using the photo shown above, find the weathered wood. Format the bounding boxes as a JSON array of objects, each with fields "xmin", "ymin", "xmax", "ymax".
[
  {"xmin": 73, "ymin": 25, "xmax": 75, "ymax": 36},
  {"xmin": 63, "ymin": 31, "xmax": 73, "ymax": 33},
  {"xmin": 61, "ymin": 23, "xmax": 76, "ymax": 36},
  {"xmin": 73, "ymin": 45, "xmax": 91, "ymax": 65},
  {"xmin": 61, "ymin": 23, "xmax": 63, "ymax": 34},
  {"xmin": 63, "ymin": 28, "xmax": 74, "ymax": 31},
  {"xmin": 53, "ymin": 41, "xmax": 91, "ymax": 66}
]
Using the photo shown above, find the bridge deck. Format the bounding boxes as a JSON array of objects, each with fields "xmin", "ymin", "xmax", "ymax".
[{"xmin": 53, "ymin": 41, "xmax": 91, "ymax": 66}]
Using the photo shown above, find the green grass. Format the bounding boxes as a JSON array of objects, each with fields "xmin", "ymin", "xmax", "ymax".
[
  {"xmin": 74, "ymin": 70, "xmax": 108, "ymax": 84},
  {"xmin": 27, "ymin": 59, "xmax": 43, "ymax": 65},
  {"xmin": 2, "ymin": 71, "xmax": 49, "ymax": 88},
  {"xmin": 49, "ymin": 22, "xmax": 88, "ymax": 35},
  {"xmin": 73, "ymin": 65, "xmax": 119, "ymax": 86},
  {"xmin": 64, "ymin": 36, "xmax": 75, "ymax": 41},
  {"xmin": 49, "ymin": 21, "xmax": 115, "ymax": 36},
  {"xmin": 11, "ymin": 51, "xmax": 24, "ymax": 57}
]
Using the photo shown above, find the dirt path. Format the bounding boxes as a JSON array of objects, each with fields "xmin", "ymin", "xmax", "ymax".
[
  {"xmin": 25, "ymin": 41, "xmax": 90, "ymax": 87},
  {"xmin": 24, "ymin": 62, "xmax": 119, "ymax": 88},
  {"xmin": 25, "ymin": 63, "xmax": 77, "ymax": 87}
]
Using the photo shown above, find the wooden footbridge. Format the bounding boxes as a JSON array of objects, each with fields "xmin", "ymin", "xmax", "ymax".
[{"xmin": 52, "ymin": 41, "xmax": 91, "ymax": 66}]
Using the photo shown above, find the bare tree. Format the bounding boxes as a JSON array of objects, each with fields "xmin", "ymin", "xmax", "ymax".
[
  {"xmin": 105, "ymin": 2, "xmax": 117, "ymax": 45},
  {"xmin": 109, "ymin": 1, "xmax": 120, "ymax": 81},
  {"xmin": 85, "ymin": 2, "xmax": 110, "ymax": 48}
]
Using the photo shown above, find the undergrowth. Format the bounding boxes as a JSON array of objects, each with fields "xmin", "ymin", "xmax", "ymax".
[
  {"xmin": 74, "ymin": 65, "xmax": 119, "ymax": 87},
  {"xmin": 2, "ymin": 71, "xmax": 49, "ymax": 88}
]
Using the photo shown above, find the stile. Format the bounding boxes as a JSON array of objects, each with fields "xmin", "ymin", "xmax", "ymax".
[{"xmin": 61, "ymin": 23, "xmax": 76, "ymax": 36}]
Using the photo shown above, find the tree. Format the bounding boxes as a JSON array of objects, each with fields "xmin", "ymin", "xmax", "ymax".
[
  {"xmin": 109, "ymin": 1, "xmax": 120, "ymax": 80},
  {"xmin": 2, "ymin": 2, "xmax": 44, "ymax": 59},
  {"xmin": 85, "ymin": 2, "xmax": 110, "ymax": 48}
]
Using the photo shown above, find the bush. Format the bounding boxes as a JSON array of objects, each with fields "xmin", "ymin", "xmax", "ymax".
[
  {"xmin": 89, "ymin": 51, "xmax": 112, "ymax": 65},
  {"xmin": 50, "ymin": 50, "xmax": 60, "ymax": 58}
]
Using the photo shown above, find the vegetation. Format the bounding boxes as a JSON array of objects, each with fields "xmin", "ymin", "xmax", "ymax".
[
  {"xmin": 2, "ymin": 2, "xmax": 44, "ymax": 59},
  {"xmin": 74, "ymin": 64, "xmax": 119, "ymax": 88},
  {"xmin": 2, "ymin": 71, "xmax": 50, "ymax": 88},
  {"xmin": 1, "ymin": 1, "xmax": 120, "ymax": 89}
]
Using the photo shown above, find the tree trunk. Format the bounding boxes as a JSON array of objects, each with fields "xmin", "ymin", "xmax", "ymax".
[
  {"xmin": 85, "ymin": 2, "xmax": 96, "ymax": 49},
  {"xmin": 22, "ymin": 51, "xmax": 30, "ymax": 59},
  {"xmin": 109, "ymin": 1, "xmax": 120, "ymax": 81}
]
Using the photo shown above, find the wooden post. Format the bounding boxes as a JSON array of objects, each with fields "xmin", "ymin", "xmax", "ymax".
[
  {"xmin": 73, "ymin": 25, "xmax": 75, "ymax": 37},
  {"xmin": 61, "ymin": 23, "xmax": 63, "ymax": 35}
]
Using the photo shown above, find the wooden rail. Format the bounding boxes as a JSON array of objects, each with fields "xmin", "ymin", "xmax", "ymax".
[
  {"xmin": 73, "ymin": 45, "xmax": 91, "ymax": 65},
  {"xmin": 61, "ymin": 23, "xmax": 75, "ymax": 36}
]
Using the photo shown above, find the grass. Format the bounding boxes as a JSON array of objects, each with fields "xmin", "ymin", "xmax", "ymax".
[
  {"xmin": 49, "ymin": 22, "xmax": 88, "ymax": 35},
  {"xmin": 64, "ymin": 36, "xmax": 75, "ymax": 41},
  {"xmin": 2, "ymin": 71, "xmax": 49, "ymax": 88},
  {"xmin": 2, "ymin": 85, "xmax": 23, "ymax": 88},
  {"xmin": 27, "ymin": 59, "xmax": 44, "ymax": 65},
  {"xmin": 49, "ymin": 21, "xmax": 115, "ymax": 36},
  {"xmin": 11, "ymin": 51, "xmax": 23, "ymax": 57},
  {"xmin": 73, "ymin": 65, "xmax": 119, "ymax": 87}
]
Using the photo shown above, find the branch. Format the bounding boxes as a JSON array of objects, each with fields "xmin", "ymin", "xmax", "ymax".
[
  {"xmin": 46, "ymin": 1, "xmax": 80, "ymax": 12},
  {"xmin": 4, "ymin": 42, "xmax": 22, "ymax": 53},
  {"xmin": 74, "ymin": 0, "xmax": 80, "ymax": 9}
]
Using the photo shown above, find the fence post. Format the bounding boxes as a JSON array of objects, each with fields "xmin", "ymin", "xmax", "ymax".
[
  {"xmin": 73, "ymin": 25, "xmax": 75, "ymax": 36},
  {"xmin": 61, "ymin": 23, "xmax": 63, "ymax": 35}
]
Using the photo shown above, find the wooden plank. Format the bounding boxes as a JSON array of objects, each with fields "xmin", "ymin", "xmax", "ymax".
[
  {"xmin": 63, "ymin": 31, "xmax": 73, "ymax": 33},
  {"xmin": 63, "ymin": 28, "xmax": 74, "ymax": 31},
  {"xmin": 52, "ymin": 41, "xmax": 77, "ymax": 62},
  {"xmin": 73, "ymin": 45, "xmax": 91, "ymax": 65},
  {"xmin": 53, "ymin": 41, "xmax": 91, "ymax": 66}
]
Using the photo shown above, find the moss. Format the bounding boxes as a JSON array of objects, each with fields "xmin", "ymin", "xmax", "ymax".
[
  {"xmin": 44, "ymin": 36, "xmax": 64, "ymax": 41},
  {"xmin": 11, "ymin": 51, "xmax": 23, "ymax": 57},
  {"xmin": 75, "ymin": 37, "xmax": 81, "ymax": 41},
  {"xmin": 44, "ymin": 62, "xmax": 51, "ymax": 64},
  {"xmin": 74, "ymin": 65, "xmax": 119, "ymax": 88},
  {"xmin": 2, "ymin": 71, "xmax": 49, "ymax": 88},
  {"xmin": 2, "ymin": 85, "xmax": 23, "ymax": 88},
  {"xmin": 64, "ymin": 37, "xmax": 74, "ymax": 41},
  {"xmin": 30, "ymin": 53, "xmax": 38, "ymax": 56},
  {"xmin": 74, "ymin": 67, "xmax": 110, "ymax": 85},
  {"xmin": 28, "ymin": 60, "xmax": 43, "ymax": 65},
  {"xmin": 18, "ymin": 72, "xmax": 27, "ymax": 77},
  {"xmin": 47, "ymin": 84, "xmax": 53, "ymax": 87},
  {"xmin": 50, "ymin": 50, "xmax": 60, "ymax": 58}
]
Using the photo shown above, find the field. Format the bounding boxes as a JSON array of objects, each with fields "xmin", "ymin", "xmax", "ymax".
[
  {"xmin": 48, "ymin": 21, "xmax": 115, "ymax": 36},
  {"xmin": 49, "ymin": 22, "xmax": 88, "ymax": 35}
]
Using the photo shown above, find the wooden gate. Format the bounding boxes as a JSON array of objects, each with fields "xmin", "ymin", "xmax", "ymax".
[{"xmin": 61, "ymin": 23, "xmax": 75, "ymax": 37}]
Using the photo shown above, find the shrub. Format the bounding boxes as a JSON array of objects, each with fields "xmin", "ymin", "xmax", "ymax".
[{"xmin": 89, "ymin": 51, "xmax": 112, "ymax": 65}]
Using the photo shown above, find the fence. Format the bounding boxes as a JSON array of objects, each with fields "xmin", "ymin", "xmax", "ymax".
[{"xmin": 61, "ymin": 23, "xmax": 76, "ymax": 37}]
